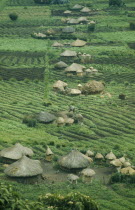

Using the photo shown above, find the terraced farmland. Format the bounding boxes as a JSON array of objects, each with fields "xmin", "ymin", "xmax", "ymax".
[{"xmin": 0, "ymin": 0, "xmax": 135, "ymax": 209}]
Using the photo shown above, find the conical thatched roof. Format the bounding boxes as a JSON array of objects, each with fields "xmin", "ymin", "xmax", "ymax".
[
  {"xmin": 77, "ymin": 17, "xmax": 88, "ymax": 23},
  {"xmin": 55, "ymin": 61, "xmax": 68, "ymax": 69},
  {"xmin": 119, "ymin": 156, "xmax": 126, "ymax": 164},
  {"xmin": 52, "ymin": 41, "xmax": 64, "ymax": 47},
  {"xmin": 33, "ymin": 32, "xmax": 46, "ymax": 38},
  {"xmin": 86, "ymin": 150, "xmax": 94, "ymax": 157},
  {"xmin": 69, "ymin": 89, "xmax": 81, "ymax": 95},
  {"xmin": 110, "ymin": 159, "xmax": 122, "ymax": 167},
  {"xmin": 37, "ymin": 111, "xmax": 56, "ymax": 123},
  {"xmin": 95, "ymin": 153, "xmax": 104, "ymax": 159},
  {"xmin": 123, "ymin": 160, "xmax": 131, "ymax": 167},
  {"xmin": 65, "ymin": 118, "xmax": 74, "ymax": 124},
  {"xmin": 120, "ymin": 166, "xmax": 135, "ymax": 175},
  {"xmin": 63, "ymin": 10, "xmax": 72, "ymax": 14},
  {"xmin": 0, "ymin": 143, "xmax": 33, "ymax": 160},
  {"xmin": 4, "ymin": 156, "xmax": 43, "ymax": 177},
  {"xmin": 105, "ymin": 151, "xmax": 116, "ymax": 160},
  {"xmin": 80, "ymin": 168, "xmax": 95, "ymax": 177},
  {"xmin": 72, "ymin": 4, "xmax": 83, "ymax": 10},
  {"xmin": 57, "ymin": 117, "xmax": 65, "ymax": 124},
  {"xmin": 67, "ymin": 18, "xmax": 79, "ymax": 24},
  {"xmin": 81, "ymin": 7, "xmax": 91, "ymax": 13},
  {"xmin": 82, "ymin": 80, "xmax": 105, "ymax": 94},
  {"xmin": 60, "ymin": 50, "xmax": 77, "ymax": 57},
  {"xmin": 46, "ymin": 146, "xmax": 53, "ymax": 156},
  {"xmin": 62, "ymin": 26, "xmax": 75, "ymax": 33},
  {"xmin": 58, "ymin": 150, "xmax": 90, "ymax": 169},
  {"xmin": 53, "ymin": 80, "xmax": 68, "ymax": 89},
  {"xmin": 67, "ymin": 174, "xmax": 79, "ymax": 181},
  {"xmin": 71, "ymin": 39, "xmax": 87, "ymax": 47},
  {"xmin": 65, "ymin": 63, "xmax": 85, "ymax": 72}
]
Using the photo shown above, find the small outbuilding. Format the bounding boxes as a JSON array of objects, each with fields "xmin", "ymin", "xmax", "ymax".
[
  {"xmin": 81, "ymin": 7, "xmax": 91, "ymax": 13},
  {"xmin": 55, "ymin": 61, "xmax": 68, "ymax": 69},
  {"xmin": 60, "ymin": 50, "xmax": 77, "ymax": 57},
  {"xmin": 72, "ymin": 4, "xmax": 83, "ymax": 10},
  {"xmin": 45, "ymin": 146, "xmax": 54, "ymax": 161},
  {"xmin": 67, "ymin": 174, "xmax": 79, "ymax": 184},
  {"xmin": 53, "ymin": 80, "xmax": 68, "ymax": 92},
  {"xmin": 80, "ymin": 168, "xmax": 95, "ymax": 182},
  {"xmin": 70, "ymin": 39, "xmax": 87, "ymax": 47},
  {"xmin": 52, "ymin": 41, "xmax": 64, "ymax": 47}
]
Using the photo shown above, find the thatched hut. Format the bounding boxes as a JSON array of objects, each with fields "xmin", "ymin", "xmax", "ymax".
[
  {"xmin": 0, "ymin": 143, "xmax": 33, "ymax": 163},
  {"xmin": 67, "ymin": 174, "xmax": 79, "ymax": 184},
  {"xmin": 82, "ymin": 80, "xmax": 105, "ymax": 95},
  {"xmin": 60, "ymin": 50, "xmax": 77, "ymax": 57},
  {"xmin": 37, "ymin": 111, "xmax": 56, "ymax": 123},
  {"xmin": 81, "ymin": 7, "xmax": 91, "ymax": 13},
  {"xmin": 45, "ymin": 146, "xmax": 54, "ymax": 161},
  {"xmin": 119, "ymin": 156, "xmax": 126, "ymax": 164},
  {"xmin": 95, "ymin": 153, "xmax": 104, "ymax": 164},
  {"xmin": 72, "ymin": 4, "xmax": 83, "ymax": 10},
  {"xmin": 65, "ymin": 63, "xmax": 85, "ymax": 76},
  {"xmin": 53, "ymin": 80, "xmax": 68, "ymax": 92},
  {"xmin": 86, "ymin": 150, "xmax": 94, "ymax": 157},
  {"xmin": 55, "ymin": 61, "xmax": 68, "ymax": 69},
  {"xmin": 67, "ymin": 18, "xmax": 79, "ymax": 25},
  {"xmin": 110, "ymin": 159, "xmax": 122, "ymax": 172},
  {"xmin": 80, "ymin": 168, "xmax": 95, "ymax": 182},
  {"xmin": 71, "ymin": 39, "xmax": 87, "ymax": 47},
  {"xmin": 33, "ymin": 32, "xmax": 46, "ymax": 38},
  {"xmin": 77, "ymin": 17, "xmax": 88, "ymax": 24},
  {"xmin": 56, "ymin": 117, "xmax": 65, "ymax": 126},
  {"xmin": 52, "ymin": 41, "xmax": 64, "ymax": 47},
  {"xmin": 58, "ymin": 150, "xmax": 90, "ymax": 171},
  {"xmin": 62, "ymin": 26, "xmax": 75, "ymax": 33},
  {"xmin": 77, "ymin": 84, "xmax": 82, "ymax": 90},
  {"xmin": 4, "ymin": 156, "xmax": 43, "ymax": 183},
  {"xmin": 105, "ymin": 151, "xmax": 116, "ymax": 164},
  {"xmin": 120, "ymin": 166, "xmax": 135, "ymax": 175},
  {"xmin": 63, "ymin": 10, "xmax": 72, "ymax": 14},
  {"xmin": 68, "ymin": 89, "xmax": 81, "ymax": 96},
  {"xmin": 79, "ymin": 53, "xmax": 92, "ymax": 63},
  {"xmin": 123, "ymin": 160, "xmax": 131, "ymax": 167}
]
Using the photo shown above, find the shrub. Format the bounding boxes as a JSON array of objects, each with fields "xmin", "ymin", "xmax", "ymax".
[
  {"xmin": 110, "ymin": 172, "xmax": 135, "ymax": 184},
  {"xmin": 24, "ymin": 78, "xmax": 31, "ymax": 83},
  {"xmin": 39, "ymin": 192, "xmax": 99, "ymax": 210},
  {"xmin": 129, "ymin": 22, "xmax": 135, "ymax": 30},
  {"xmin": 22, "ymin": 115, "xmax": 37, "ymax": 127},
  {"xmin": 109, "ymin": 0, "xmax": 125, "ymax": 7},
  {"xmin": 9, "ymin": 13, "xmax": 18, "ymax": 21},
  {"xmin": 87, "ymin": 23, "xmax": 96, "ymax": 32},
  {"xmin": 9, "ymin": 77, "xmax": 17, "ymax": 82}
]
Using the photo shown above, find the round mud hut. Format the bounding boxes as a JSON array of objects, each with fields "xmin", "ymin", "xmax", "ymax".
[
  {"xmin": 0, "ymin": 143, "xmax": 33, "ymax": 163},
  {"xmin": 37, "ymin": 111, "xmax": 56, "ymax": 123},
  {"xmin": 4, "ymin": 155, "xmax": 43, "ymax": 183},
  {"xmin": 55, "ymin": 61, "xmax": 68, "ymax": 69},
  {"xmin": 71, "ymin": 39, "xmax": 87, "ymax": 47},
  {"xmin": 80, "ymin": 168, "xmax": 95, "ymax": 182},
  {"xmin": 82, "ymin": 80, "xmax": 105, "ymax": 95},
  {"xmin": 58, "ymin": 149, "xmax": 91, "ymax": 171}
]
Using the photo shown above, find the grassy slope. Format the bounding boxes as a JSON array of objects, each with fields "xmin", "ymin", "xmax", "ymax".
[{"xmin": 0, "ymin": 0, "xmax": 135, "ymax": 209}]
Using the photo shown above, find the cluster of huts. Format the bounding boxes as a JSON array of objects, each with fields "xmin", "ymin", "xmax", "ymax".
[
  {"xmin": 53, "ymin": 79, "xmax": 105, "ymax": 96},
  {"xmin": 0, "ymin": 144, "xmax": 134, "ymax": 184}
]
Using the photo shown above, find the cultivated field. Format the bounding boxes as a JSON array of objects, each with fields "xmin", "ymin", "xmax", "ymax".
[{"xmin": 0, "ymin": 0, "xmax": 135, "ymax": 209}]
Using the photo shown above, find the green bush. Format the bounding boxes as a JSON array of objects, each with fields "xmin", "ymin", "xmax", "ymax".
[
  {"xmin": 109, "ymin": 0, "xmax": 125, "ymax": 7},
  {"xmin": 129, "ymin": 22, "xmax": 135, "ymax": 30},
  {"xmin": 39, "ymin": 192, "xmax": 99, "ymax": 210},
  {"xmin": 110, "ymin": 172, "xmax": 135, "ymax": 184},
  {"xmin": 22, "ymin": 115, "xmax": 37, "ymax": 127},
  {"xmin": 9, "ymin": 13, "xmax": 18, "ymax": 21},
  {"xmin": 87, "ymin": 24, "xmax": 96, "ymax": 32}
]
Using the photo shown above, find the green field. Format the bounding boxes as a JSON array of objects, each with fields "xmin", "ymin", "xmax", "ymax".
[{"xmin": 0, "ymin": 0, "xmax": 135, "ymax": 209}]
